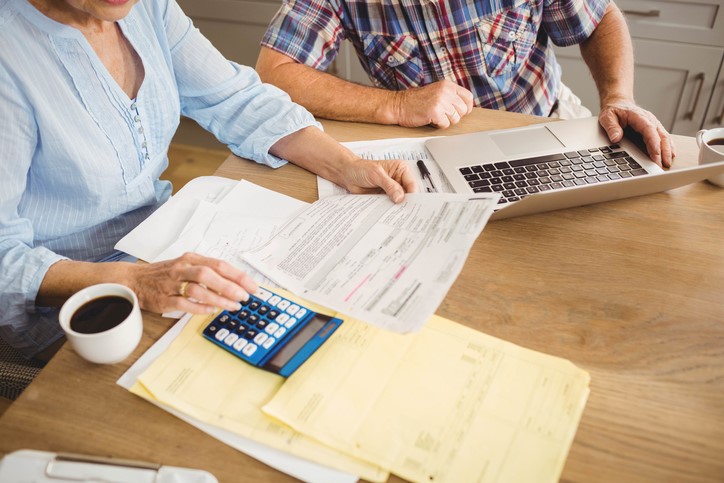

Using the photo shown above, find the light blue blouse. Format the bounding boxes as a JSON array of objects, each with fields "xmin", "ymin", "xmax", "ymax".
[{"xmin": 0, "ymin": 0, "xmax": 318, "ymax": 356}]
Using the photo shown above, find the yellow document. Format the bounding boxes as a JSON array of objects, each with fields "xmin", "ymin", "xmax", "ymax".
[
  {"xmin": 131, "ymin": 308, "xmax": 388, "ymax": 482},
  {"xmin": 263, "ymin": 315, "xmax": 590, "ymax": 483}
]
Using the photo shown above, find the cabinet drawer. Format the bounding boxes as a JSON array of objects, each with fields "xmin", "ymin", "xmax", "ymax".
[{"xmin": 616, "ymin": 0, "xmax": 724, "ymax": 46}]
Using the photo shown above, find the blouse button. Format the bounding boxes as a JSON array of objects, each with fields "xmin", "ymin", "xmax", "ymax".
[
  {"xmin": 130, "ymin": 103, "xmax": 137, "ymax": 110},
  {"xmin": 134, "ymin": 115, "xmax": 141, "ymax": 122},
  {"xmin": 138, "ymin": 127, "xmax": 144, "ymax": 134}
]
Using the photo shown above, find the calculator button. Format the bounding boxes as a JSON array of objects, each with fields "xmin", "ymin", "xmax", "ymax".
[
  {"xmin": 262, "ymin": 337, "xmax": 275, "ymax": 349},
  {"xmin": 258, "ymin": 305, "xmax": 269, "ymax": 315},
  {"xmin": 249, "ymin": 301, "xmax": 261, "ymax": 311},
  {"xmin": 217, "ymin": 314, "xmax": 231, "ymax": 325},
  {"xmin": 295, "ymin": 308, "xmax": 307, "ymax": 318},
  {"xmin": 285, "ymin": 317, "xmax": 297, "ymax": 328},
  {"xmin": 254, "ymin": 333, "xmax": 268, "ymax": 345},
  {"xmin": 215, "ymin": 328, "xmax": 230, "ymax": 341},
  {"xmin": 227, "ymin": 319, "xmax": 239, "ymax": 330},
  {"xmin": 224, "ymin": 333, "xmax": 239, "ymax": 346},
  {"xmin": 255, "ymin": 319, "xmax": 268, "ymax": 330},
  {"xmin": 286, "ymin": 305, "xmax": 299, "ymax": 315},
  {"xmin": 276, "ymin": 313, "xmax": 290, "ymax": 324},
  {"xmin": 248, "ymin": 314, "xmax": 260, "ymax": 324},
  {"xmin": 277, "ymin": 300, "xmax": 291, "ymax": 310},
  {"xmin": 237, "ymin": 310, "xmax": 249, "ymax": 320},
  {"xmin": 205, "ymin": 325, "xmax": 218, "ymax": 334},
  {"xmin": 255, "ymin": 288, "xmax": 272, "ymax": 301},
  {"xmin": 233, "ymin": 338, "xmax": 248, "ymax": 351},
  {"xmin": 267, "ymin": 309, "xmax": 279, "ymax": 320},
  {"xmin": 239, "ymin": 297, "xmax": 251, "ymax": 306},
  {"xmin": 265, "ymin": 322, "xmax": 279, "ymax": 334},
  {"xmin": 242, "ymin": 344, "xmax": 257, "ymax": 356},
  {"xmin": 245, "ymin": 329, "xmax": 258, "ymax": 339},
  {"xmin": 268, "ymin": 295, "xmax": 282, "ymax": 306},
  {"xmin": 235, "ymin": 325, "xmax": 247, "ymax": 337},
  {"xmin": 274, "ymin": 327, "xmax": 286, "ymax": 338}
]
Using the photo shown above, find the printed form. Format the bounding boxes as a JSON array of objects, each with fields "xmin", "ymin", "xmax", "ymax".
[
  {"xmin": 243, "ymin": 192, "xmax": 499, "ymax": 333},
  {"xmin": 264, "ymin": 315, "xmax": 591, "ymax": 483},
  {"xmin": 317, "ymin": 137, "xmax": 453, "ymax": 198}
]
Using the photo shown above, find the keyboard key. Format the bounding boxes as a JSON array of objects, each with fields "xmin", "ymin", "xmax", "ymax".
[
  {"xmin": 255, "ymin": 288, "xmax": 272, "ymax": 301},
  {"xmin": 473, "ymin": 187, "xmax": 492, "ymax": 192},
  {"xmin": 564, "ymin": 151, "xmax": 581, "ymax": 158},
  {"xmin": 561, "ymin": 181, "xmax": 574, "ymax": 187},
  {"xmin": 494, "ymin": 161, "xmax": 510, "ymax": 169},
  {"xmin": 472, "ymin": 165, "xmax": 485, "ymax": 173},
  {"xmin": 464, "ymin": 174, "xmax": 479, "ymax": 181},
  {"xmin": 509, "ymin": 153, "xmax": 566, "ymax": 167},
  {"xmin": 631, "ymin": 169, "xmax": 648, "ymax": 176},
  {"xmin": 460, "ymin": 167, "xmax": 473, "ymax": 175}
]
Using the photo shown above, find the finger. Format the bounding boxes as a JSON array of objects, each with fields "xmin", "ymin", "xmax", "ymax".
[
  {"xmin": 181, "ymin": 280, "xmax": 242, "ymax": 312},
  {"xmin": 370, "ymin": 166, "xmax": 406, "ymax": 203},
  {"xmin": 598, "ymin": 109, "xmax": 625, "ymax": 143},
  {"xmin": 430, "ymin": 111, "xmax": 451, "ymax": 129},
  {"xmin": 447, "ymin": 110, "xmax": 461, "ymax": 125},
  {"xmin": 390, "ymin": 161, "xmax": 418, "ymax": 194},
  {"xmin": 455, "ymin": 85, "xmax": 475, "ymax": 114},
  {"xmin": 172, "ymin": 295, "xmax": 220, "ymax": 315},
  {"xmin": 658, "ymin": 125, "xmax": 673, "ymax": 168},
  {"xmin": 180, "ymin": 259, "xmax": 256, "ymax": 307},
  {"xmin": 181, "ymin": 253, "xmax": 258, "ymax": 296},
  {"xmin": 631, "ymin": 120, "xmax": 662, "ymax": 166}
]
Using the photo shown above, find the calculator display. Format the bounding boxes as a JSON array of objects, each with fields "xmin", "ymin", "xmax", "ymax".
[
  {"xmin": 264, "ymin": 314, "xmax": 330, "ymax": 373},
  {"xmin": 202, "ymin": 288, "xmax": 342, "ymax": 377}
]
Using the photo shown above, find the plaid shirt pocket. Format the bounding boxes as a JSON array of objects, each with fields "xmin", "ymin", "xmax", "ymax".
[
  {"xmin": 362, "ymin": 34, "xmax": 423, "ymax": 89},
  {"xmin": 477, "ymin": 3, "xmax": 536, "ymax": 79}
]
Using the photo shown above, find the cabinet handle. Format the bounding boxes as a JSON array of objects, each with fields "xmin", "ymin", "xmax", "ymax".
[
  {"xmin": 715, "ymin": 99, "xmax": 724, "ymax": 125},
  {"xmin": 622, "ymin": 9, "xmax": 661, "ymax": 17},
  {"xmin": 684, "ymin": 73, "xmax": 705, "ymax": 121}
]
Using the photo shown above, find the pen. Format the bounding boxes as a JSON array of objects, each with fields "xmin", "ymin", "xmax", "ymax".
[{"xmin": 416, "ymin": 159, "xmax": 438, "ymax": 193}]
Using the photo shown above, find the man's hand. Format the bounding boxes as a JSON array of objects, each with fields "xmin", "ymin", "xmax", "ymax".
[
  {"xmin": 598, "ymin": 101, "xmax": 675, "ymax": 168},
  {"xmin": 392, "ymin": 80, "xmax": 474, "ymax": 128}
]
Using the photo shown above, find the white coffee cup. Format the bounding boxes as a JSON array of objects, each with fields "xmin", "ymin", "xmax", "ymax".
[
  {"xmin": 696, "ymin": 127, "xmax": 724, "ymax": 187},
  {"xmin": 59, "ymin": 283, "xmax": 143, "ymax": 364}
]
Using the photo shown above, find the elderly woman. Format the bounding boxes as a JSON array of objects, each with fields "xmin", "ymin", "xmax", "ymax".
[{"xmin": 0, "ymin": 0, "xmax": 415, "ymax": 359}]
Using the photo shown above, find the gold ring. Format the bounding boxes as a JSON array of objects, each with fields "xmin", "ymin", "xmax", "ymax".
[{"xmin": 179, "ymin": 281, "xmax": 189, "ymax": 297}]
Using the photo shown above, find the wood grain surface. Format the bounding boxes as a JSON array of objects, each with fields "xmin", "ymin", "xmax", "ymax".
[{"xmin": 1, "ymin": 108, "xmax": 722, "ymax": 483}]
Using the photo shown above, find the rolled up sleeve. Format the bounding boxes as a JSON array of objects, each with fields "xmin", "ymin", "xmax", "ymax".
[
  {"xmin": 542, "ymin": 0, "xmax": 610, "ymax": 47},
  {"xmin": 163, "ymin": 0, "xmax": 320, "ymax": 167}
]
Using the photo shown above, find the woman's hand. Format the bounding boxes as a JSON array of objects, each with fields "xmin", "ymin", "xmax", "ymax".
[
  {"xmin": 337, "ymin": 157, "xmax": 418, "ymax": 203},
  {"xmin": 127, "ymin": 252, "xmax": 258, "ymax": 315}
]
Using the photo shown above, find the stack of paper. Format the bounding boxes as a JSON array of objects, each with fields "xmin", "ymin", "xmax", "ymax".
[{"xmin": 125, "ymin": 291, "xmax": 590, "ymax": 483}]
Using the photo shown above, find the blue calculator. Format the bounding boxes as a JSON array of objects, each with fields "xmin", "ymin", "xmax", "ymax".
[{"xmin": 202, "ymin": 287, "xmax": 343, "ymax": 377}]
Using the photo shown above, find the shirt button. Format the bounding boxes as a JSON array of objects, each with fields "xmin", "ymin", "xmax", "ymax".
[
  {"xmin": 142, "ymin": 142, "xmax": 147, "ymax": 148},
  {"xmin": 508, "ymin": 31, "xmax": 517, "ymax": 40},
  {"xmin": 138, "ymin": 127, "xmax": 144, "ymax": 134},
  {"xmin": 130, "ymin": 103, "xmax": 137, "ymax": 110},
  {"xmin": 387, "ymin": 55, "xmax": 395, "ymax": 62},
  {"xmin": 439, "ymin": 46, "xmax": 447, "ymax": 54},
  {"xmin": 134, "ymin": 115, "xmax": 141, "ymax": 122}
]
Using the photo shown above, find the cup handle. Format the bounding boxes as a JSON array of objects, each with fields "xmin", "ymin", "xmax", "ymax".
[{"xmin": 696, "ymin": 130, "xmax": 706, "ymax": 148}]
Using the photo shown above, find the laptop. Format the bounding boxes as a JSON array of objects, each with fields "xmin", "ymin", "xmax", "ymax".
[{"xmin": 425, "ymin": 117, "xmax": 724, "ymax": 220}]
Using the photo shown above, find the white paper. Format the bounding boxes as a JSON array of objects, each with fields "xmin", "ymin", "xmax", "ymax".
[
  {"xmin": 117, "ymin": 315, "xmax": 357, "ymax": 483},
  {"xmin": 317, "ymin": 137, "xmax": 454, "ymax": 198},
  {"xmin": 115, "ymin": 176, "xmax": 239, "ymax": 262},
  {"xmin": 243, "ymin": 193, "xmax": 499, "ymax": 333}
]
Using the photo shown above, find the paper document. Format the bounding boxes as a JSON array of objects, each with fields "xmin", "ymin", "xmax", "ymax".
[
  {"xmin": 131, "ymin": 311, "xmax": 387, "ymax": 483},
  {"xmin": 264, "ymin": 315, "xmax": 591, "ymax": 483},
  {"xmin": 115, "ymin": 176, "xmax": 239, "ymax": 262},
  {"xmin": 243, "ymin": 193, "xmax": 499, "ymax": 333},
  {"xmin": 317, "ymin": 137, "xmax": 453, "ymax": 198},
  {"xmin": 117, "ymin": 315, "xmax": 358, "ymax": 483}
]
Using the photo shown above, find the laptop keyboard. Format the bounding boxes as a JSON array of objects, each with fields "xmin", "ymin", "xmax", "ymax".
[{"xmin": 459, "ymin": 143, "xmax": 648, "ymax": 205}]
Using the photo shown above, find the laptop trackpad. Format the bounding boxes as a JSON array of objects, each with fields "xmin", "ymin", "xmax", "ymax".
[{"xmin": 491, "ymin": 127, "xmax": 564, "ymax": 157}]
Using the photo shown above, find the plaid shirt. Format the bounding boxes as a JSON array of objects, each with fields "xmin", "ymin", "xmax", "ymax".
[{"xmin": 262, "ymin": 0, "xmax": 609, "ymax": 116}]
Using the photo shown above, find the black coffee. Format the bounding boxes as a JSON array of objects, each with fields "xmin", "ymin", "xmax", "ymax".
[
  {"xmin": 707, "ymin": 137, "xmax": 724, "ymax": 147},
  {"xmin": 70, "ymin": 296, "xmax": 133, "ymax": 334}
]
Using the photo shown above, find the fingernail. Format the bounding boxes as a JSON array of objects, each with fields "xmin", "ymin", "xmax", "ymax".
[
  {"xmin": 236, "ymin": 290, "xmax": 248, "ymax": 301},
  {"xmin": 229, "ymin": 302, "xmax": 242, "ymax": 312}
]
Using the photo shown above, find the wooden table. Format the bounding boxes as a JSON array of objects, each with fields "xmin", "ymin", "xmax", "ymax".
[{"xmin": 1, "ymin": 109, "xmax": 723, "ymax": 483}]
